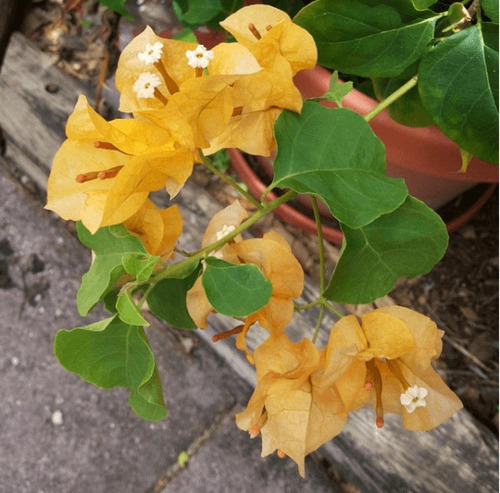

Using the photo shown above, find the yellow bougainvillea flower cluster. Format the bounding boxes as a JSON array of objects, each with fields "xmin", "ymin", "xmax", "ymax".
[
  {"xmin": 45, "ymin": 3, "xmax": 461, "ymax": 479},
  {"xmin": 46, "ymin": 5, "xmax": 316, "ymax": 254},
  {"xmin": 186, "ymin": 201, "xmax": 304, "ymax": 360},
  {"xmin": 236, "ymin": 306, "xmax": 463, "ymax": 476}
]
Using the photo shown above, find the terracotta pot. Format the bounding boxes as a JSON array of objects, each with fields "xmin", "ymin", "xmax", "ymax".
[
  {"xmin": 229, "ymin": 66, "xmax": 497, "ymax": 244},
  {"xmin": 294, "ymin": 66, "xmax": 498, "ymax": 209}
]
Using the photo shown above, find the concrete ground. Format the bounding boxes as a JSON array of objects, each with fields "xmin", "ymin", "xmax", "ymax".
[{"xmin": 0, "ymin": 162, "xmax": 342, "ymax": 492}]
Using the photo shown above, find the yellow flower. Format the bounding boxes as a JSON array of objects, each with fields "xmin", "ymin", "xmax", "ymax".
[
  {"xmin": 185, "ymin": 201, "xmax": 304, "ymax": 351},
  {"xmin": 124, "ymin": 199, "xmax": 182, "ymax": 258},
  {"xmin": 236, "ymin": 333, "xmax": 346, "ymax": 477},
  {"xmin": 220, "ymin": 4, "xmax": 317, "ymax": 77},
  {"xmin": 327, "ymin": 306, "xmax": 463, "ymax": 431},
  {"xmin": 46, "ymin": 95, "xmax": 195, "ymax": 233},
  {"xmin": 203, "ymin": 69, "xmax": 302, "ymax": 156},
  {"xmin": 166, "ymin": 42, "xmax": 263, "ymax": 149}
]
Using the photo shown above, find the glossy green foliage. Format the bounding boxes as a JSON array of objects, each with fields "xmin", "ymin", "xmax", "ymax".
[
  {"xmin": 54, "ymin": 317, "xmax": 166, "ymax": 421},
  {"xmin": 76, "ymin": 223, "xmax": 148, "ymax": 316},
  {"xmin": 372, "ymin": 78, "xmax": 434, "ymax": 127},
  {"xmin": 294, "ymin": 0, "xmax": 439, "ymax": 77},
  {"xmin": 147, "ymin": 264, "xmax": 202, "ymax": 329},
  {"xmin": 418, "ymin": 23, "xmax": 499, "ymax": 164},
  {"xmin": 324, "ymin": 197, "xmax": 448, "ymax": 303},
  {"xmin": 202, "ymin": 257, "xmax": 272, "ymax": 317},
  {"xmin": 272, "ymin": 102, "xmax": 408, "ymax": 229}
]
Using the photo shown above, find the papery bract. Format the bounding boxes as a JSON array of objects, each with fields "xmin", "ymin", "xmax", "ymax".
[
  {"xmin": 327, "ymin": 306, "xmax": 463, "ymax": 431},
  {"xmin": 186, "ymin": 202, "xmax": 304, "ymax": 353},
  {"xmin": 220, "ymin": 4, "xmax": 317, "ymax": 77},
  {"xmin": 124, "ymin": 199, "xmax": 182, "ymax": 258},
  {"xmin": 236, "ymin": 333, "xmax": 346, "ymax": 477},
  {"xmin": 116, "ymin": 26, "xmax": 198, "ymax": 113},
  {"xmin": 45, "ymin": 95, "xmax": 195, "ymax": 233}
]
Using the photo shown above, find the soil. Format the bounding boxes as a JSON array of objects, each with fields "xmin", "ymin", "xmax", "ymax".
[{"xmin": 16, "ymin": 0, "xmax": 499, "ymax": 433}]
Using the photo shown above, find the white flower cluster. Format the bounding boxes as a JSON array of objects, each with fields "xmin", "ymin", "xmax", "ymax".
[
  {"xmin": 216, "ymin": 224, "xmax": 236, "ymax": 241},
  {"xmin": 186, "ymin": 45, "xmax": 214, "ymax": 69},
  {"xmin": 138, "ymin": 42, "xmax": 163, "ymax": 64},
  {"xmin": 133, "ymin": 73, "xmax": 161, "ymax": 99},
  {"xmin": 400, "ymin": 385, "xmax": 428, "ymax": 413}
]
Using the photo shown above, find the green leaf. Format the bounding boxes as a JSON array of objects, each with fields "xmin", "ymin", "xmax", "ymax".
[
  {"xmin": 418, "ymin": 24, "xmax": 499, "ymax": 164},
  {"xmin": 272, "ymin": 102, "xmax": 408, "ymax": 229},
  {"xmin": 54, "ymin": 317, "xmax": 166, "ymax": 421},
  {"xmin": 294, "ymin": 0, "xmax": 439, "ymax": 77},
  {"xmin": 76, "ymin": 223, "xmax": 147, "ymax": 316},
  {"xmin": 372, "ymin": 78, "xmax": 434, "ymax": 127},
  {"xmin": 122, "ymin": 254, "xmax": 160, "ymax": 283},
  {"xmin": 482, "ymin": 0, "xmax": 499, "ymax": 23},
  {"xmin": 321, "ymin": 71, "xmax": 353, "ymax": 107},
  {"xmin": 116, "ymin": 290, "xmax": 149, "ymax": 326},
  {"xmin": 172, "ymin": 28, "xmax": 198, "ymax": 43},
  {"xmin": 173, "ymin": 0, "xmax": 222, "ymax": 25},
  {"xmin": 97, "ymin": 0, "xmax": 133, "ymax": 20},
  {"xmin": 324, "ymin": 196, "xmax": 448, "ymax": 304},
  {"xmin": 411, "ymin": 0, "xmax": 437, "ymax": 9},
  {"xmin": 147, "ymin": 263, "xmax": 202, "ymax": 329},
  {"xmin": 266, "ymin": 0, "xmax": 305, "ymax": 17},
  {"xmin": 202, "ymin": 258, "xmax": 272, "ymax": 317}
]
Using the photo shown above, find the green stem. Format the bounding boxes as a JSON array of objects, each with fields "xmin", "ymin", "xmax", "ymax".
[
  {"xmin": 364, "ymin": 76, "xmax": 418, "ymax": 123},
  {"xmin": 311, "ymin": 195, "xmax": 327, "ymax": 344},
  {"xmin": 312, "ymin": 304, "xmax": 325, "ymax": 344},
  {"xmin": 324, "ymin": 301, "xmax": 344, "ymax": 318},
  {"xmin": 294, "ymin": 299, "xmax": 322, "ymax": 312},
  {"xmin": 310, "ymin": 196, "xmax": 326, "ymax": 295},
  {"xmin": 138, "ymin": 284, "xmax": 154, "ymax": 308},
  {"xmin": 150, "ymin": 189, "xmax": 297, "ymax": 283},
  {"xmin": 200, "ymin": 152, "xmax": 262, "ymax": 209}
]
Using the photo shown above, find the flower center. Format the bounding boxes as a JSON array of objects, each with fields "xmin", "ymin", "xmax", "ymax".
[
  {"xmin": 185, "ymin": 44, "xmax": 214, "ymax": 74},
  {"xmin": 75, "ymin": 165, "xmax": 123, "ymax": 184},
  {"xmin": 247, "ymin": 23, "xmax": 273, "ymax": 40},
  {"xmin": 212, "ymin": 324, "xmax": 244, "ymax": 343},
  {"xmin": 400, "ymin": 385, "xmax": 428, "ymax": 413}
]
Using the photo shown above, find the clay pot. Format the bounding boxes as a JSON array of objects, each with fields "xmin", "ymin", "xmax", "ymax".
[{"xmin": 229, "ymin": 66, "xmax": 498, "ymax": 244}]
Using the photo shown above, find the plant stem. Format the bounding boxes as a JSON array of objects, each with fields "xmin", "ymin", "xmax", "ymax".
[
  {"xmin": 312, "ymin": 304, "xmax": 325, "ymax": 344},
  {"xmin": 364, "ymin": 76, "xmax": 418, "ymax": 122},
  {"xmin": 311, "ymin": 196, "xmax": 327, "ymax": 344},
  {"xmin": 311, "ymin": 196, "xmax": 326, "ymax": 295},
  {"xmin": 324, "ymin": 301, "xmax": 344, "ymax": 318},
  {"xmin": 200, "ymin": 151, "xmax": 262, "ymax": 209},
  {"xmin": 294, "ymin": 299, "xmax": 322, "ymax": 312},
  {"xmin": 138, "ymin": 284, "xmax": 154, "ymax": 308},
  {"xmin": 150, "ymin": 189, "xmax": 298, "ymax": 283}
]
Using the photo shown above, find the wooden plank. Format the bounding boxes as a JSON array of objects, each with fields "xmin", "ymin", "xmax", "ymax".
[{"xmin": 0, "ymin": 32, "xmax": 497, "ymax": 493}]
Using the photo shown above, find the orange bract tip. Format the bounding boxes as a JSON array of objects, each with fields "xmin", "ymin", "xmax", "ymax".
[
  {"xmin": 277, "ymin": 450, "xmax": 286, "ymax": 459},
  {"xmin": 376, "ymin": 417, "xmax": 384, "ymax": 429},
  {"xmin": 249, "ymin": 425, "xmax": 260, "ymax": 439},
  {"xmin": 364, "ymin": 381, "xmax": 373, "ymax": 391}
]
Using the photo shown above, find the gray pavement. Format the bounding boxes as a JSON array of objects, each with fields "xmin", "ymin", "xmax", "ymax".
[{"xmin": 0, "ymin": 162, "xmax": 341, "ymax": 492}]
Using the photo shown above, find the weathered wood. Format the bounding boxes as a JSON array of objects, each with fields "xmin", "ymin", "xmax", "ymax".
[{"xmin": 0, "ymin": 32, "xmax": 497, "ymax": 493}]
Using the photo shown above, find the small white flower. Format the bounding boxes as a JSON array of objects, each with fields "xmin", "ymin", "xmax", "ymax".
[
  {"xmin": 400, "ymin": 385, "xmax": 428, "ymax": 413},
  {"xmin": 138, "ymin": 42, "xmax": 163, "ymax": 64},
  {"xmin": 211, "ymin": 225, "xmax": 236, "ymax": 259},
  {"xmin": 186, "ymin": 44, "xmax": 214, "ymax": 69},
  {"xmin": 133, "ymin": 72, "xmax": 161, "ymax": 99},
  {"xmin": 216, "ymin": 224, "xmax": 236, "ymax": 241}
]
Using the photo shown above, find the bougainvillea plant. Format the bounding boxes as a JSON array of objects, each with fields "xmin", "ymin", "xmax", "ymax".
[{"xmin": 44, "ymin": 1, "xmax": 498, "ymax": 476}]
